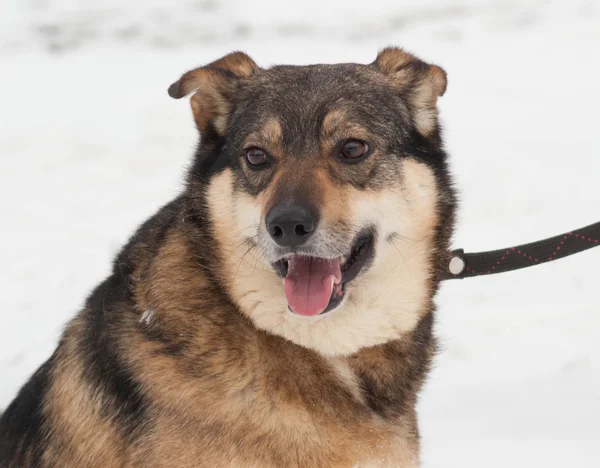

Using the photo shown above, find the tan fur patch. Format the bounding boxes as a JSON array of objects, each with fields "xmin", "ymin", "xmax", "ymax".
[
  {"xmin": 243, "ymin": 117, "xmax": 284, "ymax": 159},
  {"xmin": 42, "ymin": 319, "xmax": 126, "ymax": 467},
  {"xmin": 322, "ymin": 108, "xmax": 349, "ymax": 137},
  {"xmin": 321, "ymin": 110, "xmax": 374, "ymax": 146},
  {"xmin": 258, "ymin": 117, "xmax": 283, "ymax": 144},
  {"xmin": 191, "ymin": 87, "xmax": 231, "ymax": 134},
  {"xmin": 328, "ymin": 357, "xmax": 364, "ymax": 405}
]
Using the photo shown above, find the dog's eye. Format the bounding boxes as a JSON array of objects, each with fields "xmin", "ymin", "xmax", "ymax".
[
  {"xmin": 244, "ymin": 147, "xmax": 269, "ymax": 167},
  {"xmin": 339, "ymin": 139, "xmax": 370, "ymax": 161}
]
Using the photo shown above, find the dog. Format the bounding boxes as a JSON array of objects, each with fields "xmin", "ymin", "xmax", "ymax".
[{"xmin": 0, "ymin": 47, "xmax": 456, "ymax": 467}]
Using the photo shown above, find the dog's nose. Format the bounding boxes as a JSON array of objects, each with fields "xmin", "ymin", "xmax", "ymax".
[{"xmin": 266, "ymin": 204, "xmax": 318, "ymax": 248}]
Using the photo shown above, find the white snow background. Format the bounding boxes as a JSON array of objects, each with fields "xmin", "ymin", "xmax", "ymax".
[{"xmin": 1, "ymin": 1, "xmax": 599, "ymax": 466}]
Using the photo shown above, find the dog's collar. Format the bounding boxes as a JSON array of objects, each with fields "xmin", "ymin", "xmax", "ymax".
[{"xmin": 442, "ymin": 220, "xmax": 600, "ymax": 280}]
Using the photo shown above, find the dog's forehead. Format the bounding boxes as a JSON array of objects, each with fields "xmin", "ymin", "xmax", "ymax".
[
  {"xmin": 232, "ymin": 63, "xmax": 406, "ymax": 146},
  {"xmin": 243, "ymin": 63, "xmax": 386, "ymax": 106}
]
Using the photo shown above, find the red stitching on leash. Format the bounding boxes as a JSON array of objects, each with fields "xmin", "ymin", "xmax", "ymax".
[{"xmin": 446, "ymin": 221, "xmax": 600, "ymax": 280}]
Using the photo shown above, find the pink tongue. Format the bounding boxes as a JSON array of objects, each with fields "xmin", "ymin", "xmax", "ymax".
[{"xmin": 284, "ymin": 256, "xmax": 342, "ymax": 316}]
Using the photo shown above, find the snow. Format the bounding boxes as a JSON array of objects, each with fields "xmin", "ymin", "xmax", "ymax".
[{"xmin": 1, "ymin": 1, "xmax": 599, "ymax": 466}]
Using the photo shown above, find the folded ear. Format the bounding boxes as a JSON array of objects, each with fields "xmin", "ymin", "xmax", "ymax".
[
  {"xmin": 168, "ymin": 51, "xmax": 259, "ymax": 135},
  {"xmin": 373, "ymin": 47, "xmax": 447, "ymax": 137}
]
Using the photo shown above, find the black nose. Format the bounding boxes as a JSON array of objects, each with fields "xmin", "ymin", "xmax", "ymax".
[{"xmin": 266, "ymin": 204, "xmax": 318, "ymax": 248}]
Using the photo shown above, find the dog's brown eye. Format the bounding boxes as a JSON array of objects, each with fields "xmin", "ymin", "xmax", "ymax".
[
  {"xmin": 245, "ymin": 147, "xmax": 269, "ymax": 167},
  {"xmin": 340, "ymin": 139, "xmax": 369, "ymax": 161}
]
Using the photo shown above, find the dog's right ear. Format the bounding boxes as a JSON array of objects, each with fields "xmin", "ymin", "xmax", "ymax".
[
  {"xmin": 373, "ymin": 47, "xmax": 447, "ymax": 138},
  {"xmin": 168, "ymin": 51, "xmax": 259, "ymax": 135}
]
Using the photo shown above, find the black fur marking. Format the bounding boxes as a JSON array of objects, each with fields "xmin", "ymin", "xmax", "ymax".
[
  {"xmin": 0, "ymin": 355, "xmax": 54, "ymax": 467},
  {"xmin": 80, "ymin": 273, "xmax": 149, "ymax": 442},
  {"xmin": 142, "ymin": 320, "xmax": 188, "ymax": 357},
  {"xmin": 188, "ymin": 122, "xmax": 231, "ymax": 178}
]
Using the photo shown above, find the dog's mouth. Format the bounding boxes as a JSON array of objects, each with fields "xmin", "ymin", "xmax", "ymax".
[{"xmin": 272, "ymin": 230, "xmax": 375, "ymax": 317}]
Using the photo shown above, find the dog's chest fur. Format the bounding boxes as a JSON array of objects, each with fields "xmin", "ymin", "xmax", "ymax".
[
  {"xmin": 126, "ymin": 335, "xmax": 423, "ymax": 467},
  {"xmin": 130, "ymin": 339, "xmax": 423, "ymax": 467}
]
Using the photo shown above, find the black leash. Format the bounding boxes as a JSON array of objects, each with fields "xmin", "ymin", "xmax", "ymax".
[{"xmin": 443, "ymin": 221, "xmax": 600, "ymax": 280}]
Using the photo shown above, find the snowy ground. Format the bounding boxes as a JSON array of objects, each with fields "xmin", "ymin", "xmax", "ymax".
[{"xmin": 1, "ymin": 1, "xmax": 599, "ymax": 466}]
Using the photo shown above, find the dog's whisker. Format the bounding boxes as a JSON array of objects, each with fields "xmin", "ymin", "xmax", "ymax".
[
  {"xmin": 233, "ymin": 241, "xmax": 259, "ymax": 280},
  {"xmin": 389, "ymin": 238, "xmax": 412, "ymax": 275}
]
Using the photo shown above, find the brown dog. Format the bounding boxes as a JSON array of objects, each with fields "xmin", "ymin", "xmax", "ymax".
[{"xmin": 0, "ymin": 47, "xmax": 456, "ymax": 467}]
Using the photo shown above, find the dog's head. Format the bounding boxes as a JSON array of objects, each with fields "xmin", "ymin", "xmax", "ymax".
[{"xmin": 170, "ymin": 48, "xmax": 455, "ymax": 356}]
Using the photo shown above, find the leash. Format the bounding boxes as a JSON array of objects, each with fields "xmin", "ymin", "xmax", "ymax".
[{"xmin": 443, "ymin": 221, "xmax": 600, "ymax": 280}]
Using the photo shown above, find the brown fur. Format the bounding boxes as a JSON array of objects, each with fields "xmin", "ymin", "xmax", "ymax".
[{"xmin": 0, "ymin": 48, "xmax": 456, "ymax": 468}]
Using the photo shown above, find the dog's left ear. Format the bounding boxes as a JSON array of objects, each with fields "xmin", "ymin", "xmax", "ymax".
[
  {"xmin": 373, "ymin": 47, "xmax": 447, "ymax": 137},
  {"xmin": 168, "ymin": 51, "xmax": 259, "ymax": 135}
]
